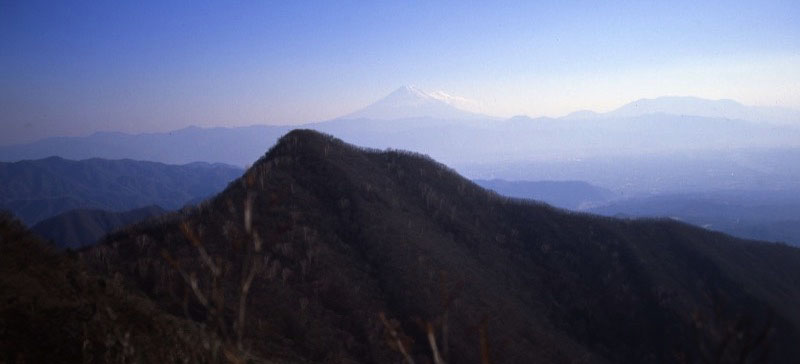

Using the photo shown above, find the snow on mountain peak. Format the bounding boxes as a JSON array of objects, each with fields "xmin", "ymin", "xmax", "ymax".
[{"xmin": 342, "ymin": 86, "xmax": 487, "ymax": 120}]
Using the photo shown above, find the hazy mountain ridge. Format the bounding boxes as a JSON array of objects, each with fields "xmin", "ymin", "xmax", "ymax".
[
  {"xmin": 4, "ymin": 92, "xmax": 798, "ymax": 170},
  {"xmin": 81, "ymin": 130, "xmax": 800, "ymax": 363},
  {"xmin": 461, "ymin": 147, "xmax": 800, "ymax": 194},
  {"xmin": 0, "ymin": 125, "xmax": 292, "ymax": 166},
  {"xmin": 0, "ymin": 157, "xmax": 243, "ymax": 225},
  {"xmin": 475, "ymin": 179, "xmax": 800, "ymax": 246},
  {"xmin": 589, "ymin": 191, "xmax": 800, "ymax": 246},
  {"xmin": 3, "ymin": 90, "xmax": 799, "ymax": 198},
  {"xmin": 563, "ymin": 96, "xmax": 800, "ymax": 124}
]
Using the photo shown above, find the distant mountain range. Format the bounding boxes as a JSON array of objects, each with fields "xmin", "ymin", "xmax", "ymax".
[
  {"xmin": 0, "ymin": 125, "xmax": 293, "ymax": 166},
  {"xmin": 479, "ymin": 178, "xmax": 800, "ymax": 246},
  {"xmin": 2, "ymin": 88, "xmax": 798, "ymax": 169},
  {"xmin": 2, "ymin": 88, "xmax": 799, "ymax": 198},
  {"xmin": 0, "ymin": 157, "xmax": 242, "ymax": 225},
  {"xmin": 563, "ymin": 96, "xmax": 800, "ymax": 124},
  {"xmin": 31, "ymin": 205, "xmax": 167, "ymax": 249},
  {"xmin": 76, "ymin": 130, "xmax": 800, "ymax": 363},
  {"xmin": 461, "ymin": 147, "xmax": 800, "ymax": 194}
]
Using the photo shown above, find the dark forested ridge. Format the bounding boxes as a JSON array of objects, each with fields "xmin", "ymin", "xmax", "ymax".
[
  {"xmin": 31, "ymin": 205, "xmax": 167, "ymax": 249},
  {"xmin": 78, "ymin": 130, "xmax": 800, "ymax": 363},
  {"xmin": 0, "ymin": 157, "xmax": 242, "ymax": 225},
  {"xmin": 0, "ymin": 212, "xmax": 282, "ymax": 363}
]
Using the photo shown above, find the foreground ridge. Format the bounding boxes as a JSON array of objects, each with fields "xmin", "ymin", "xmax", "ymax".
[{"xmin": 71, "ymin": 129, "xmax": 800, "ymax": 363}]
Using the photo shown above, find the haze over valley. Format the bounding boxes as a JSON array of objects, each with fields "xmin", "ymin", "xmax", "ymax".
[{"xmin": 4, "ymin": 87, "xmax": 799, "ymax": 193}]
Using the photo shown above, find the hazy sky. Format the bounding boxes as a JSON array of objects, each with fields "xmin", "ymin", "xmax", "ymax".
[{"xmin": 2, "ymin": 0, "xmax": 799, "ymax": 144}]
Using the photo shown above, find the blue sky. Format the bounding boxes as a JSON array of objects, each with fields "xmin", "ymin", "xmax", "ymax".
[{"xmin": 1, "ymin": 0, "xmax": 799, "ymax": 144}]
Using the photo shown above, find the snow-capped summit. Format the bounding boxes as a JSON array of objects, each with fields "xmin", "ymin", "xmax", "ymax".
[{"xmin": 342, "ymin": 86, "xmax": 487, "ymax": 120}]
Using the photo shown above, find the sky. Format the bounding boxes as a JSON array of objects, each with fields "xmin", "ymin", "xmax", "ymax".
[{"xmin": 1, "ymin": 0, "xmax": 799, "ymax": 144}]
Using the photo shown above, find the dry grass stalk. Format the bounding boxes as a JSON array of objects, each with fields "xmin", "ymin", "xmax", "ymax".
[
  {"xmin": 479, "ymin": 316, "xmax": 491, "ymax": 364},
  {"xmin": 379, "ymin": 312, "xmax": 416, "ymax": 364},
  {"xmin": 160, "ymin": 186, "xmax": 266, "ymax": 361},
  {"xmin": 426, "ymin": 322, "xmax": 445, "ymax": 364}
]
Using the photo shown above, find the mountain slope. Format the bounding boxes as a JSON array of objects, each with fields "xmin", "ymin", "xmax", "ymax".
[
  {"xmin": 0, "ymin": 157, "xmax": 242, "ymax": 225},
  {"xmin": 32, "ymin": 205, "xmax": 167, "ymax": 249},
  {"xmin": 0, "ymin": 212, "xmax": 280, "ymax": 363},
  {"xmin": 84, "ymin": 130, "xmax": 800, "ymax": 363}
]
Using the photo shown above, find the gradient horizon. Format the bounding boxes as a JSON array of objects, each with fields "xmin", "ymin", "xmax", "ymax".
[{"xmin": 2, "ymin": 0, "xmax": 799, "ymax": 144}]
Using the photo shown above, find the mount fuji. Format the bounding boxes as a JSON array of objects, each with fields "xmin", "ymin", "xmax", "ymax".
[{"xmin": 342, "ymin": 85, "xmax": 490, "ymax": 120}]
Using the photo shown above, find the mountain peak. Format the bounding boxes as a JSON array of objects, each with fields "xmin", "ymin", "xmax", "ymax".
[
  {"xmin": 341, "ymin": 86, "xmax": 487, "ymax": 120},
  {"xmin": 561, "ymin": 109, "xmax": 600, "ymax": 120},
  {"xmin": 616, "ymin": 96, "xmax": 743, "ymax": 115},
  {"xmin": 84, "ymin": 128, "xmax": 800, "ymax": 363},
  {"xmin": 273, "ymin": 129, "xmax": 337, "ymax": 152},
  {"xmin": 606, "ymin": 96, "xmax": 782, "ymax": 121},
  {"xmin": 249, "ymin": 129, "xmax": 354, "ymax": 172},
  {"xmin": 560, "ymin": 96, "xmax": 799, "ymax": 124},
  {"xmin": 392, "ymin": 85, "xmax": 429, "ymax": 98}
]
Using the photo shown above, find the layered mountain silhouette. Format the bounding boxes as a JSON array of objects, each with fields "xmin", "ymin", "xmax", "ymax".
[
  {"xmin": 470, "ymin": 180, "xmax": 800, "ymax": 246},
  {"xmin": 0, "ymin": 157, "xmax": 242, "ymax": 225},
  {"xmin": 0, "ymin": 126, "xmax": 291, "ymax": 167},
  {"xmin": 77, "ymin": 130, "xmax": 800, "ymax": 363},
  {"xmin": 31, "ymin": 205, "xmax": 167, "ymax": 249},
  {"xmin": 4, "ymin": 91, "xmax": 797, "ymax": 175},
  {"xmin": 590, "ymin": 190, "xmax": 800, "ymax": 246},
  {"xmin": 564, "ymin": 96, "xmax": 800, "ymax": 124}
]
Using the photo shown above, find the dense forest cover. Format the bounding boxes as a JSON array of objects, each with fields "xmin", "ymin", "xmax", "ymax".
[
  {"xmin": 0, "ymin": 212, "xmax": 287, "ymax": 363},
  {"xmin": 70, "ymin": 130, "xmax": 800, "ymax": 363}
]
